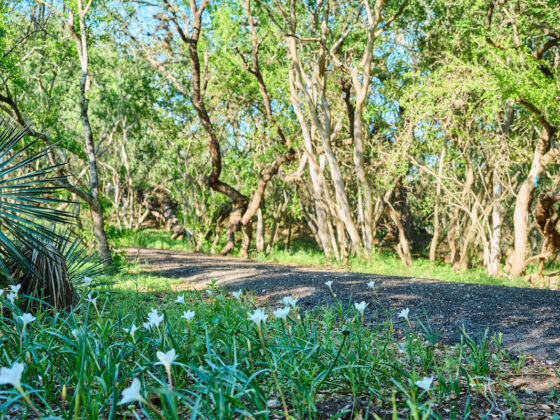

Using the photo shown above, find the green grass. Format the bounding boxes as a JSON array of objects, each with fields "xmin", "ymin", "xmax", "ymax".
[
  {"xmin": 112, "ymin": 228, "xmax": 531, "ymax": 288},
  {"xmin": 261, "ymin": 248, "xmax": 531, "ymax": 288},
  {"xmin": 111, "ymin": 228, "xmax": 194, "ymax": 253},
  {"xmin": 0, "ymin": 271, "xmax": 546, "ymax": 419}
]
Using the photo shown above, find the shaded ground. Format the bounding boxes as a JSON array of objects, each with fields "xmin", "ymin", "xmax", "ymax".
[{"xmin": 127, "ymin": 247, "xmax": 560, "ymax": 364}]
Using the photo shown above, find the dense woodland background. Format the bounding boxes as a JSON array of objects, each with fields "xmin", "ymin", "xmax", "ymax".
[{"xmin": 1, "ymin": 0, "xmax": 559, "ymax": 283}]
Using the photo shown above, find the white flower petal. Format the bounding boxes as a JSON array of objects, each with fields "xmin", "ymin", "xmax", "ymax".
[
  {"xmin": 181, "ymin": 310, "xmax": 195, "ymax": 322},
  {"xmin": 415, "ymin": 376, "xmax": 434, "ymax": 391},
  {"xmin": 9, "ymin": 284, "xmax": 21, "ymax": 294},
  {"xmin": 248, "ymin": 308, "xmax": 268, "ymax": 324},
  {"xmin": 397, "ymin": 308, "xmax": 410, "ymax": 319},
  {"xmin": 156, "ymin": 349, "xmax": 177, "ymax": 371},
  {"xmin": 18, "ymin": 313, "xmax": 36, "ymax": 327},
  {"xmin": 354, "ymin": 301, "xmax": 368, "ymax": 314},
  {"xmin": 273, "ymin": 307, "xmax": 290, "ymax": 319},
  {"xmin": 118, "ymin": 378, "xmax": 144, "ymax": 405},
  {"xmin": 6, "ymin": 292, "xmax": 17, "ymax": 304},
  {"xmin": 0, "ymin": 362, "xmax": 24, "ymax": 388},
  {"xmin": 281, "ymin": 296, "xmax": 298, "ymax": 307}
]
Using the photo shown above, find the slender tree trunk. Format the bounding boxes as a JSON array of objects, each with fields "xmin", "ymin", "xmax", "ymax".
[
  {"xmin": 429, "ymin": 145, "xmax": 446, "ymax": 263},
  {"xmin": 448, "ymin": 161, "xmax": 474, "ymax": 265},
  {"xmin": 318, "ymin": 131, "xmax": 362, "ymax": 255},
  {"xmin": 386, "ymin": 204, "xmax": 412, "ymax": 267},
  {"xmin": 289, "ymin": 69, "xmax": 333, "ymax": 258},
  {"xmin": 488, "ymin": 173, "xmax": 502, "ymax": 275},
  {"xmin": 509, "ymin": 176, "xmax": 537, "ymax": 276},
  {"xmin": 256, "ymin": 208, "xmax": 265, "ymax": 253},
  {"xmin": 79, "ymin": 73, "xmax": 111, "ymax": 264},
  {"xmin": 352, "ymin": 110, "xmax": 374, "ymax": 253},
  {"xmin": 285, "ymin": 218, "xmax": 292, "ymax": 251}
]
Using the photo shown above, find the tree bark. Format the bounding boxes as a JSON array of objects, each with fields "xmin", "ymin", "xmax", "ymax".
[
  {"xmin": 75, "ymin": 3, "xmax": 111, "ymax": 264},
  {"xmin": 429, "ymin": 145, "xmax": 446, "ymax": 263},
  {"xmin": 386, "ymin": 203, "xmax": 412, "ymax": 267},
  {"xmin": 256, "ymin": 208, "xmax": 265, "ymax": 253},
  {"xmin": 448, "ymin": 160, "xmax": 474, "ymax": 265},
  {"xmin": 488, "ymin": 172, "xmax": 502, "ymax": 275},
  {"xmin": 509, "ymin": 132, "xmax": 558, "ymax": 276}
]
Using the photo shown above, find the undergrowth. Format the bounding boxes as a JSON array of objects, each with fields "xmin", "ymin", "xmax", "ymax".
[{"xmin": 0, "ymin": 273, "xmax": 546, "ymax": 418}]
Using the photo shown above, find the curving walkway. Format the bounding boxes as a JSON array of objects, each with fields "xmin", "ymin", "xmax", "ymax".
[{"xmin": 127, "ymin": 247, "xmax": 560, "ymax": 364}]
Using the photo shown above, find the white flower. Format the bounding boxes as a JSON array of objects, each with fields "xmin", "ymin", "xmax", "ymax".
[
  {"xmin": 415, "ymin": 376, "xmax": 434, "ymax": 391},
  {"xmin": 175, "ymin": 294, "xmax": 185, "ymax": 304},
  {"xmin": 367, "ymin": 281, "xmax": 375, "ymax": 289},
  {"xmin": 248, "ymin": 308, "xmax": 268, "ymax": 325},
  {"xmin": 6, "ymin": 292, "xmax": 16, "ymax": 304},
  {"xmin": 124, "ymin": 324, "xmax": 139, "ymax": 338},
  {"xmin": 181, "ymin": 310, "xmax": 195, "ymax": 322},
  {"xmin": 71, "ymin": 329, "xmax": 80, "ymax": 338},
  {"xmin": 281, "ymin": 296, "xmax": 298, "ymax": 307},
  {"xmin": 86, "ymin": 292, "xmax": 97, "ymax": 305},
  {"xmin": 83, "ymin": 276, "xmax": 92, "ymax": 285},
  {"xmin": 118, "ymin": 378, "xmax": 145, "ymax": 405},
  {"xmin": 0, "ymin": 362, "xmax": 24, "ymax": 388},
  {"xmin": 273, "ymin": 307, "xmax": 290, "ymax": 319},
  {"xmin": 397, "ymin": 308, "xmax": 410, "ymax": 319},
  {"xmin": 232, "ymin": 290, "xmax": 242, "ymax": 299},
  {"xmin": 325, "ymin": 281, "xmax": 333, "ymax": 289},
  {"xmin": 142, "ymin": 321, "xmax": 151, "ymax": 329},
  {"xmin": 18, "ymin": 313, "xmax": 36, "ymax": 328},
  {"xmin": 206, "ymin": 289, "xmax": 212, "ymax": 296},
  {"xmin": 9, "ymin": 284, "xmax": 21, "ymax": 294},
  {"xmin": 354, "ymin": 301, "xmax": 368, "ymax": 314},
  {"xmin": 147, "ymin": 308, "xmax": 164, "ymax": 328},
  {"xmin": 156, "ymin": 349, "xmax": 177, "ymax": 372}
]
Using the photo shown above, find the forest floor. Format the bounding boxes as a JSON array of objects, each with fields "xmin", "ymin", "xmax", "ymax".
[{"xmin": 127, "ymin": 247, "xmax": 560, "ymax": 365}]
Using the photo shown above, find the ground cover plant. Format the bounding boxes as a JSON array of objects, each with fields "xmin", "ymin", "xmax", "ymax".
[{"xmin": 1, "ymin": 274, "xmax": 558, "ymax": 419}]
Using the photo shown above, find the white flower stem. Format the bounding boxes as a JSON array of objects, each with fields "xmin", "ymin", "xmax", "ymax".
[
  {"xmin": 141, "ymin": 397, "xmax": 167, "ymax": 420},
  {"xmin": 255, "ymin": 323, "xmax": 288, "ymax": 417},
  {"xmin": 16, "ymin": 386, "xmax": 41, "ymax": 418},
  {"xmin": 165, "ymin": 367, "xmax": 174, "ymax": 390}
]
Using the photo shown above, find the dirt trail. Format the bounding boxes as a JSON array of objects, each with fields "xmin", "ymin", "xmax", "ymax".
[{"xmin": 128, "ymin": 247, "xmax": 560, "ymax": 364}]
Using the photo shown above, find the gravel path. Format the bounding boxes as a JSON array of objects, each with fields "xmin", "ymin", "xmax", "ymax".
[{"xmin": 128, "ymin": 247, "xmax": 560, "ymax": 364}]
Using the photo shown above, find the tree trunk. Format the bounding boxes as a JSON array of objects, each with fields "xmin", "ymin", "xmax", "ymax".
[
  {"xmin": 352, "ymin": 110, "xmax": 374, "ymax": 253},
  {"xmin": 488, "ymin": 173, "xmax": 502, "ymax": 275},
  {"xmin": 429, "ymin": 145, "xmax": 446, "ymax": 263},
  {"xmin": 508, "ymin": 133, "xmax": 558, "ymax": 276},
  {"xmin": 289, "ymin": 66, "xmax": 333, "ymax": 258},
  {"xmin": 240, "ymin": 220, "xmax": 253, "ymax": 258},
  {"xmin": 256, "ymin": 208, "xmax": 265, "ymax": 253},
  {"xmin": 80, "ymin": 73, "xmax": 111, "ymax": 264},
  {"xmin": 386, "ymin": 204, "xmax": 412, "ymax": 268},
  {"xmin": 448, "ymin": 161, "xmax": 474, "ymax": 265}
]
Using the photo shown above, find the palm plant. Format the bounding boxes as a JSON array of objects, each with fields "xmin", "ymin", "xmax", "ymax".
[
  {"xmin": 15, "ymin": 229, "xmax": 108, "ymax": 309},
  {"xmin": 0, "ymin": 120, "xmax": 102, "ymax": 308}
]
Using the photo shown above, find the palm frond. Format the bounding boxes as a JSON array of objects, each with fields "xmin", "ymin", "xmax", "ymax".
[{"xmin": 0, "ymin": 120, "xmax": 73, "ymax": 283}]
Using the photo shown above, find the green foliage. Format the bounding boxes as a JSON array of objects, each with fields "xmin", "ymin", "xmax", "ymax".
[
  {"xmin": 0, "ymin": 274, "xmax": 530, "ymax": 418},
  {"xmin": 0, "ymin": 122, "xmax": 72, "ymax": 283}
]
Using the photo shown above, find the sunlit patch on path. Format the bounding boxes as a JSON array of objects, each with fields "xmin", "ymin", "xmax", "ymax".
[{"xmin": 128, "ymin": 247, "xmax": 560, "ymax": 363}]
